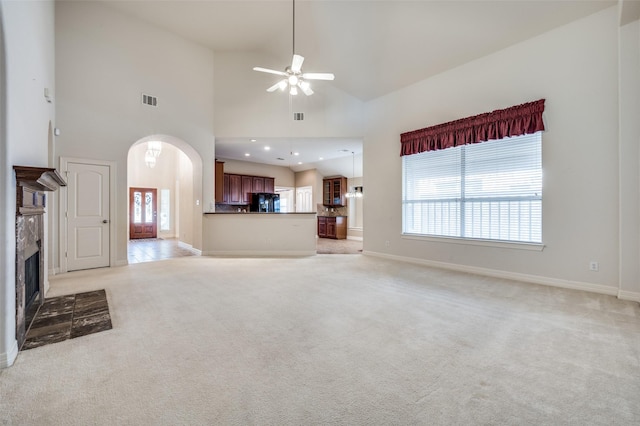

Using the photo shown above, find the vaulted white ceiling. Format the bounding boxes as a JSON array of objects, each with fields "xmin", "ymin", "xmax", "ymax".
[
  {"xmin": 103, "ymin": 0, "xmax": 615, "ymax": 101},
  {"xmin": 100, "ymin": 0, "xmax": 616, "ymax": 175}
]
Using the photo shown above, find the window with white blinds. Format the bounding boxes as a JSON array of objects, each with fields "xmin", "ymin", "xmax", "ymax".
[{"xmin": 402, "ymin": 132, "xmax": 542, "ymax": 243}]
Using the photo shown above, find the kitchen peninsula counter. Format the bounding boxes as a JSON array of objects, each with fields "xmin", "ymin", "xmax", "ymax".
[{"xmin": 202, "ymin": 212, "xmax": 317, "ymax": 256}]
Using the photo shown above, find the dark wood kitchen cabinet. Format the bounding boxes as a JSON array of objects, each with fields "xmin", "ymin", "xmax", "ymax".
[
  {"xmin": 264, "ymin": 177, "xmax": 275, "ymax": 193},
  {"xmin": 215, "ymin": 161, "xmax": 224, "ymax": 203},
  {"xmin": 221, "ymin": 173, "xmax": 277, "ymax": 205},
  {"xmin": 241, "ymin": 176, "xmax": 253, "ymax": 204},
  {"xmin": 228, "ymin": 174, "xmax": 242, "ymax": 204},
  {"xmin": 252, "ymin": 177, "xmax": 264, "ymax": 193},
  {"xmin": 323, "ymin": 177, "xmax": 347, "ymax": 207},
  {"xmin": 318, "ymin": 216, "xmax": 347, "ymax": 239}
]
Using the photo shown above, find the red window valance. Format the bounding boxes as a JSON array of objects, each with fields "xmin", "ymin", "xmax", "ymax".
[{"xmin": 400, "ymin": 99, "xmax": 545, "ymax": 156}]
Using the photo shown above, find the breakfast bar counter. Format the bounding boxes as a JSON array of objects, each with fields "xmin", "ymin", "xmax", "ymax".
[{"xmin": 202, "ymin": 212, "xmax": 317, "ymax": 256}]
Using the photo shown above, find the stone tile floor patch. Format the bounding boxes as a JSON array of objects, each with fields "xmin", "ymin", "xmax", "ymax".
[{"xmin": 21, "ymin": 289, "xmax": 112, "ymax": 350}]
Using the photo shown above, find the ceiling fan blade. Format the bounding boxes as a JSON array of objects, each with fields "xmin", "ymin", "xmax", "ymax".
[
  {"xmin": 253, "ymin": 67, "xmax": 287, "ymax": 76},
  {"xmin": 302, "ymin": 72, "xmax": 335, "ymax": 81},
  {"xmin": 298, "ymin": 82, "xmax": 314, "ymax": 96},
  {"xmin": 291, "ymin": 54, "xmax": 304, "ymax": 73},
  {"xmin": 267, "ymin": 80, "xmax": 288, "ymax": 92}
]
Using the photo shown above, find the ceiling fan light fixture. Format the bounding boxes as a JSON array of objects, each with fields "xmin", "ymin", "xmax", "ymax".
[{"xmin": 253, "ymin": 0, "xmax": 334, "ymax": 97}]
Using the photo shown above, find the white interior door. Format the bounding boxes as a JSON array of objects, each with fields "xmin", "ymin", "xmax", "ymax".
[
  {"xmin": 66, "ymin": 162, "xmax": 110, "ymax": 271},
  {"xmin": 296, "ymin": 186, "xmax": 313, "ymax": 212}
]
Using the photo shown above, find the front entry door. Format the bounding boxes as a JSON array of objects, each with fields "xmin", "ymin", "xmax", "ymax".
[
  {"xmin": 66, "ymin": 161, "xmax": 111, "ymax": 271},
  {"xmin": 129, "ymin": 187, "xmax": 157, "ymax": 239}
]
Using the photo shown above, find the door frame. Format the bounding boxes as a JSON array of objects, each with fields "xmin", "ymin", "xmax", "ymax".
[{"xmin": 59, "ymin": 157, "xmax": 117, "ymax": 273}]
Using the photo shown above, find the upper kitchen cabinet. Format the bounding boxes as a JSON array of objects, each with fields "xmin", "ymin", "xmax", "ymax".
[{"xmin": 323, "ymin": 176, "xmax": 347, "ymax": 207}]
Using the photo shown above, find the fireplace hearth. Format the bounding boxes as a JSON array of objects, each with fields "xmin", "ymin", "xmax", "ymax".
[{"xmin": 14, "ymin": 166, "xmax": 66, "ymax": 349}]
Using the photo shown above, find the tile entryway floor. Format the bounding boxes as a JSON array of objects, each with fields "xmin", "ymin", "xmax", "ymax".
[
  {"xmin": 128, "ymin": 238, "xmax": 195, "ymax": 264},
  {"xmin": 22, "ymin": 289, "xmax": 112, "ymax": 351}
]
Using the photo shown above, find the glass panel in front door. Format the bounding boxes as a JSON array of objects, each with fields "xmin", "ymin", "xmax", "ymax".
[
  {"xmin": 134, "ymin": 191, "xmax": 142, "ymax": 223},
  {"xmin": 145, "ymin": 192, "xmax": 153, "ymax": 223}
]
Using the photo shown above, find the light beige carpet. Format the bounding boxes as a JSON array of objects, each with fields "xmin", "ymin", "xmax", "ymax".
[{"xmin": 1, "ymin": 255, "xmax": 639, "ymax": 425}]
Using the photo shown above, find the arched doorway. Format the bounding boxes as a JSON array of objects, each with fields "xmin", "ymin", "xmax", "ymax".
[{"xmin": 127, "ymin": 135, "xmax": 202, "ymax": 263}]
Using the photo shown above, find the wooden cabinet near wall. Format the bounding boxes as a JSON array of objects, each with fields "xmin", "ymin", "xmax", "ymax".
[
  {"xmin": 318, "ymin": 216, "xmax": 347, "ymax": 239},
  {"xmin": 228, "ymin": 174, "xmax": 242, "ymax": 204},
  {"xmin": 215, "ymin": 161, "xmax": 224, "ymax": 203},
  {"xmin": 221, "ymin": 172, "xmax": 277, "ymax": 205},
  {"xmin": 264, "ymin": 177, "xmax": 275, "ymax": 193},
  {"xmin": 323, "ymin": 176, "xmax": 347, "ymax": 207},
  {"xmin": 252, "ymin": 177, "xmax": 264, "ymax": 193}
]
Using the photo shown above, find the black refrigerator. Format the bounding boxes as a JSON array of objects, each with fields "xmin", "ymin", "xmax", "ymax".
[{"xmin": 250, "ymin": 193, "xmax": 280, "ymax": 212}]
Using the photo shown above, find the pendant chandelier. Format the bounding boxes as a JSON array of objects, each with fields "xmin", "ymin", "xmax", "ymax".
[
  {"xmin": 345, "ymin": 151, "xmax": 363, "ymax": 198},
  {"xmin": 144, "ymin": 141, "xmax": 162, "ymax": 168}
]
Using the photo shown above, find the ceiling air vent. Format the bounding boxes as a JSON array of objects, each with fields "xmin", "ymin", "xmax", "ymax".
[
  {"xmin": 142, "ymin": 93, "xmax": 158, "ymax": 107},
  {"xmin": 293, "ymin": 112, "xmax": 304, "ymax": 121}
]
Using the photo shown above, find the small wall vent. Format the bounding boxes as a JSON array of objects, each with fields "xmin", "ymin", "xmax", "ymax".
[
  {"xmin": 142, "ymin": 93, "xmax": 158, "ymax": 107},
  {"xmin": 293, "ymin": 112, "xmax": 304, "ymax": 121}
]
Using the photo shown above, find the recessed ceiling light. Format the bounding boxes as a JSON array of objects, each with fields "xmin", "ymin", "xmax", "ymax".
[
  {"xmin": 250, "ymin": 139, "xmax": 257, "ymax": 142},
  {"xmin": 264, "ymin": 146, "xmax": 271, "ymax": 151},
  {"xmin": 293, "ymin": 152, "xmax": 299, "ymax": 156},
  {"xmin": 298, "ymin": 161, "xmax": 302, "ymax": 165},
  {"xmin": 319, "ymin": 157, "xmax": 323, "ymax": 160},
  {"xmin": 244, "ymin": 153, "xmax": 250, "ymax": 157}
]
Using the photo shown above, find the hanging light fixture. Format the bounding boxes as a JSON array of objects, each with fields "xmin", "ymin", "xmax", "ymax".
[
  {"xmin": 345, "ymin": 151, "xmax": 363, "ymax": 199},
  {"xmin": 144, "ymin": 149, "xmax": 157, "ymax": 168},
  {"xmin": 147, "ymin": 141, "xmax": 162, "ymax": 158},
  {"xmin": 253, "ymin": 0, "xmax": 335, "ymax": 96}
]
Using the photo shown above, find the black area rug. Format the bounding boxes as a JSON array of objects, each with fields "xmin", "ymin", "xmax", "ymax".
[{"xmin": 21, "ymin": 289, "xmax": 112, "ymax": 351}]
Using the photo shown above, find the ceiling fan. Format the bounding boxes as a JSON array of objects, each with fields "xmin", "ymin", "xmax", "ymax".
[{"xmin": 253, "ymin": 0, "xmax": 334, "ymax": 96}]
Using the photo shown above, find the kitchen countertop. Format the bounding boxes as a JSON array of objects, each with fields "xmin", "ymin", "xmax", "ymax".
[{"xmin": 204, "ymin": 211, "xmax": 317, "ymax": 215}]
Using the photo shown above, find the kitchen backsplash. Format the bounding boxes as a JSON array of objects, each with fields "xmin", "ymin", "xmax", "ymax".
[{"xmin": 317, "ymin": 204, "xmax": 348, "ymax": 217}]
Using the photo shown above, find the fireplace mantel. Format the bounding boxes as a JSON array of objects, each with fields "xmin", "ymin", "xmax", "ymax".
[{"xmin": 13, "ymin": 166, "xmax": 66, "ymax": 216}]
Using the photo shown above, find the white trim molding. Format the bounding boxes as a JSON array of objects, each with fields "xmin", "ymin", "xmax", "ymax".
[
  {"xmin": 178, "ymin": 241, "xmax": 202, "ymax": 256},
  {"xmin": 0, "ymin": 340, "xmax": 18, "ymax": 369},
  {"xmin": 202, "ymin": 250, "xmax": 316, "ymax": 257},
  {"xmin": 618, "ymin": 290, "xmax": 640, "ymax": 303},
  {"xmin": 363, "ymin": 251, "xmax": 619, "ymax": 297}
]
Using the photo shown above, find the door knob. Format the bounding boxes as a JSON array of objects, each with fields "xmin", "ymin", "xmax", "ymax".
[{"xmin": 102, "ymin": 219, "xmax": 109, "ymax": 224}]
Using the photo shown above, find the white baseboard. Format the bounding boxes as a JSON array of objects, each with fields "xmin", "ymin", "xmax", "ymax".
[
  {"xmin": 178, "ymin": 241, "xmax": 202, "ymax": 256},
  {"xmin": 48, "ymin": 267, "xmax": 59, "ymax": 276},
  {"xmin": 363, "ymin": 251, "xmax": 619, "ymax": 297},
  {"xmin": 347, "ymin": 236, "xmax": 363, "ymax": 241},
  {"xmin": 0, "ymin": 340, "xmax": 18, "ymax": 369},
  {"xmin": 202, "ymin": 250, "xmax": 316, "ymax": 257},
  {"xmin": 618, "ymin": 290, "xmax": 640, "ymax": 302},
  {"xmin": 115, "ymin": 259, "xmax": 129, "ymax": 267}
]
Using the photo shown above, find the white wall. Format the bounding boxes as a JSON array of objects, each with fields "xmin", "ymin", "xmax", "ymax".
[
  {"xmin": 55, "ymin": 1, "xmax": 214, "ymax": 264},
  {"xmin": 364, "ymin": 7, "xmax": 625, "ymax": 296},
  {"xmin": 0, "ymin": 0, "xmax": 55, "ymax": 367},
  {"xmin": 213, "ymin": 51, "xmax": 364, "ymax": 139},
  {"xmin": 295, "ymin": 169, "xmax": 323, "ymax": 208}
]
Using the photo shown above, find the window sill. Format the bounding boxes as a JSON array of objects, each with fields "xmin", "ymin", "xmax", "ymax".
[{"xmin": 401, "ymin": 234, "xmax": 545, "ymax": 251}]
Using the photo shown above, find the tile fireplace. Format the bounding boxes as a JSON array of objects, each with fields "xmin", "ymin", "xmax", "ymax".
[{"xmin": 14, "ymin": 166, "xmax": 66, "ymax": 349}]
